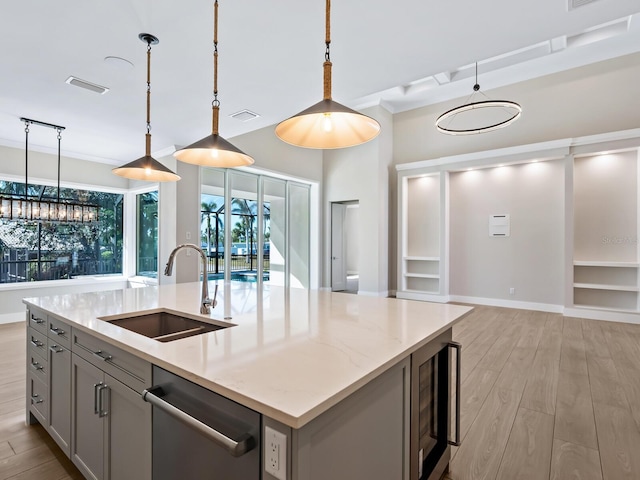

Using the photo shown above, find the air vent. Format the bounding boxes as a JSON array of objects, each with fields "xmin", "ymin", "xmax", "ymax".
[
  {"xmin": 569, "ymin": 0, "xmax": 599, "ymax": 10},
  {"xmin": 65, "ymin": 76, "xmax": 109, "ymax": 95},
  {"xmin": 229, "ymin": 109, "xmax": 260, "ymax": 122}
]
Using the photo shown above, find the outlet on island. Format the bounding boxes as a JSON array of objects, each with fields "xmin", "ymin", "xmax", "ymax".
[{"xmin": 265, "ymin": 426, "xmax": 287, "ymax": 480}]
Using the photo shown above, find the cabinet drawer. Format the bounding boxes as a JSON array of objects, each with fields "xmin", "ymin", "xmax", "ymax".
[
  {"xmin": 29, "ymin": 373, "xmax": 48, "ymax": 424},
  {"xmin": 28, "ymin": 350, "xmax": 48, "ymax": 383},
  {"xmin": 28, "ymin": 307, "xmax": 47, "ymax": 334},
  {"xmin": 28, "ymin": 328, "xmax": 48, "ymax": 359},
  {"xmin": 47, "ymin": 317, "xmax": 71, "ymax": 350},
  {"xmin": 72, "ymin": 329, "xmax": 151, "ymax": 393}
]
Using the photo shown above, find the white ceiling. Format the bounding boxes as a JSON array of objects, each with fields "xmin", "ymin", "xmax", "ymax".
[{"xmin": 1, "ymin": 0, "xmax": 639, "ymax": 166}]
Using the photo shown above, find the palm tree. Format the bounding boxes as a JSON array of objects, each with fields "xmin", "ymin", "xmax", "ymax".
[{"xmin": 201, "ymin": 201, "xmax": 218, "ymax": 256}]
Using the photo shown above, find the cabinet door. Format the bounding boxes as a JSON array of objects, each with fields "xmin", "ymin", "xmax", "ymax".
[
  {"xmin": 49, "ymin": 344, "xmax": 71, "ymax": 456},
  {"xmin": 72, "ymin": 354, "xmax": 106, "ymax": 480},
  {"xmin": 107, "ymin": 375, "xmax": 151, "ymax": 480}
]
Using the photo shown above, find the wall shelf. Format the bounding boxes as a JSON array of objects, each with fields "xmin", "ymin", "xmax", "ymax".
[
  {"xmin": 573, "ymin": 283, "xmax": 640, "ymax": 292},
  {"xmin": 397, "ymin": 172, "xmax": 445, "ymax": 301},
  {"xmin": 571, "ymin": 150, "xmax": 640, "ymax": 315},
  {"xmin": 574, "ymin": 261, "xmax": 639, "ymax": 268},
  {"xmin": 405, "ymin": 273, "xmax": 440, "ymax": 279}
]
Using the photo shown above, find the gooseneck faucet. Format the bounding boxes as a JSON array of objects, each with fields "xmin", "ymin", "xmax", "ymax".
[{"xmin": 164, "ymin": 243, "xmax": 217, "ymax": 314}]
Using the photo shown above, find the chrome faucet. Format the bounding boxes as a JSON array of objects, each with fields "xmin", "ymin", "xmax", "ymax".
[{"xmin": 164, "ymin": 243, "xmax": 217, "ymax": 314}]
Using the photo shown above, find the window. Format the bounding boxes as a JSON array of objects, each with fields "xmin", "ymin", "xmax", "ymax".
[
  {"xmin": 0, "ymin": 180, "xmax": 123, "ymax": 283},
  {"xmin": 201, "ymin": 169, "xmax": 311, "ymax": 288},
  {"xmin": 136, "ymin": 191, "xmax": 158, "ymax": 278}
]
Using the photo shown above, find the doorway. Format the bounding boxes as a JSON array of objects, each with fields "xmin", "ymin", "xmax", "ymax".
[{"xmin": 331, "ymin": 201, "xmax": 359, "ymax": 293}]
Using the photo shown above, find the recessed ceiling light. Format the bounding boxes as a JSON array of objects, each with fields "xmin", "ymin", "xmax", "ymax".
[
  {"xmin": 229, "ymin": 109, "xmax": 260, "ymax": 122},
  {"xmin": 65, "ymin": 76, "xmax": 109, "ymax": 95},
  {"xmin": 104, "ymin": 56, "xmax": 135, "ymax": 71}
]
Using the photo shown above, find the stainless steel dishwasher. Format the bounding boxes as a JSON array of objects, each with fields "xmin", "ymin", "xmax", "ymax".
[{"xmin": 143, "ymin": 366, "xmax": 261, "ymax": 480}]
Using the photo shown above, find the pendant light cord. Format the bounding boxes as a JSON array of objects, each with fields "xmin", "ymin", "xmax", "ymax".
[
  {"xmin": 212, "ymin": 0, "xmax": 220, "ymax": 135},
  {"xmin": 56, "ymin": 128, "xmax": 62, "ymax": 203},
  {"xmin": 24, "ymin": 121, "xmax": 29, "ymax": 201},
  {"xmin": 323, "ymin": 0, "xmax": 332, "ymax": 100},
  {"xmin": 145, "ymin": 40, "xmax": 152, "ymax": 156}
]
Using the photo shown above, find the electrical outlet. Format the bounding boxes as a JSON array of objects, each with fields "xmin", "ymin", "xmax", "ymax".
[
  {"xmin": 186, "ymin": 231, "xmax": 191, "ymax": 240},
  {"xmin": 509, "ymin": 287, "xmax": 515, "ymax": 295},
  {"xmin": 265, "ymin": 426, "xmax": 287, "ymax": 480}
]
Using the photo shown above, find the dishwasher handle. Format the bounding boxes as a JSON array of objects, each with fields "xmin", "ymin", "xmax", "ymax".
[{"xmin": 142, "ymin": 386, "xmax": 256, "ymax": 458}]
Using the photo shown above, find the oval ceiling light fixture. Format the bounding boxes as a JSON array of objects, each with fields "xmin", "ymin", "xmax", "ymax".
[
  {"xmin": 435, "ymin": 63, "xmax": 522, "ymax": 135},
  {"xmin": 113, "ymin": 34, "xmax": 180, "ymax": 182},
  {"xmin": 275, "ymin": 0, "xmax": 381, "ymax": 149},
  {"xmin": 174, "ymin": 1, "xmax": 254, "ymax": 168}
]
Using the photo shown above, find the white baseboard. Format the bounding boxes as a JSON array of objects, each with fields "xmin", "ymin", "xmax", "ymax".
[
  {"xmin": 396, "ymin": 292, "xmax": 450, "ymax": 303},
  {"xmin": 448, "ymin": 295, "xmax": 564, "ymax": 313},
  {"xmin": 0, "ymin": 312, "xmax": 25, "ymax": 325},
  {"xmin": 320, "ymin": 287, "xmax": 332, "ymax": 292},
  {"xmin": 358, "ymin": 290, "xmax": 389, "ymax": 298},
  {"xmin": 564, "ymin": 307, "xmax": 640, "ymax": 324}
]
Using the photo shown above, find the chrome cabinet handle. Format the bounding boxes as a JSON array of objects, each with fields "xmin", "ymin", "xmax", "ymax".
[
  {"xmin": 30, "ymin": 360, "xmax": 44, "ymax": 371},
  {"xmin": 31, "ymin": 394, "xmax": 43, "ymax": 404},
  {"xmin": 50, "ymin": 326, "xmax": 65, "ymax": 336},
  {"xmin": 31, "ymin": 315, "xmax": 45, "ymax": 324},
  {"xmin": 92, "ymin": 350, "xmax": 112, "ymax": 362},
  {"xmin": 94, "ymin": 382, "xmax": 103, "ymax": 414},
  {"xmin": 50, "ymin": 345, "xmax": 64, "ymax": 353},
  {"xmin": 30, "ymin": 337, "xmax": 44, "ymax": 348},
  {"xmin": 448, "ymin": 341, "xmax": 462, "ymax": 447},
  {"xmin": 98, "ymin": 384, "xmax": 109, "ymax": 418},
  {"xmin": 142, "ymin": 387, "xmax": 256, "ymax": 457}
]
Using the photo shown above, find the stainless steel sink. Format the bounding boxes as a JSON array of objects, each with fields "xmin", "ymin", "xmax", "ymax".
[{"xmin": 101, "ymin": 311, "xmax": 232, "ymax": 342}]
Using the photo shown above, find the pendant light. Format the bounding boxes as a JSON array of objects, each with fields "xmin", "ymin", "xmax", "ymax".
[
  {"xmin": 275, "ymin": 0, "xmax": 380, "ymax": 149},
  {"xmin": 0, "ymin": 118, "xmax": 98, "ymax": 223},
  {"xmin": 435, "ymin": 63, "xmax": 522, "ymax": 135},
  {"xmin": 113, "ymin": 34, "xmax": 180, "ymax": 182},
  {"xmin": 173, "ymin": 1, "xmax": 254, "ymax": 168}
]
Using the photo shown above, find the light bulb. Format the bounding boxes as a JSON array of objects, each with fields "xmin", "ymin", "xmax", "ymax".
[
  {"xmin": 145, "ymin": 167, "xmax": 152, "ymax": 176},
  {"xmin": 210, "ymin": 148, "xmax": 219, "ymax": 159},
  {"xmin": 323, "ymin": 113, "xmax": 333, "ymax": 133}
]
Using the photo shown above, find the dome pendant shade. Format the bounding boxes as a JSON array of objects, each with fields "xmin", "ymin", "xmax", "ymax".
[
  {"xmin": 174, "ymin": 133, "xmax": 254, "ymax": 167},
  {"xmin": 275, "ymin": 99, "xmax": 380, "ymax": 149}
]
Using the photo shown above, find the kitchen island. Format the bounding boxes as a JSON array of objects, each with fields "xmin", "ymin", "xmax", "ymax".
[{"xmin": 24, "ymin": 282, "xmax": 472, "ymax": 480}]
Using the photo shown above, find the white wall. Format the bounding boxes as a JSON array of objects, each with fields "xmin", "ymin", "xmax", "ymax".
[
  {"xmin": 574, "ymin": 151, "xmax": 638, "ymax": 262},
  {"xmin": 389, "ymin": 53, "xmax": 640, "ymax": 294},
  {"xmin": 449, "ymin": 160, "xmax": 565, "ymax": 306},
  {"xmin": 393, "ymin": 53, "xmax": 640, "ymax": 165},
  {"xmin": 0, "ymin": 144, "xmax": 128, "ymax": 190},
  {"xmin": 323, "ymin": 105, "xmax": 394, "ymax": 295}
]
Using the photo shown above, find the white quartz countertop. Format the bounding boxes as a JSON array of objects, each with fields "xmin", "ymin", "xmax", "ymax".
[{"xmin": 23, "ymin": 282, "xmax": 472, "ymax": 428}]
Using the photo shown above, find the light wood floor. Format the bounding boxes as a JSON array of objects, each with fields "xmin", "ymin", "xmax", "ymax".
[
  {"xmin": 1, "ymin": 306, "xmax": 639, "ymax": 479},
  {"xmin": 446, "ymin": 306, "xmax": 640, "ymax": 480},
  {"xmin": 0, "ymin": 322, "xmax": 83, "ymax": 480}
]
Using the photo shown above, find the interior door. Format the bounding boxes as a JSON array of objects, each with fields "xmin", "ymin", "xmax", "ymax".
[{"xmin": 331, "ymin": 203, "xmax": 347, "ymax": 291}]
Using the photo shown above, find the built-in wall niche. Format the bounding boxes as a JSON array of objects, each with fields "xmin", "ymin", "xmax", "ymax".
[
  {"xmin": 397, "ymin": 173, "xmax": 445, "ymax": 300},
  {"xmin": 573, "ymin": 150, "xmax": 640, "ymax": 313}
]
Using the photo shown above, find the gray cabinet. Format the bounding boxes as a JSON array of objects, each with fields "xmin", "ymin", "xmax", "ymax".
[
  {"xmin": 25, "ymin": 307, "xmax": 152, "ymax": 480},
  {"xmin": 71, "ymin": 343, "xmax": 151, "ymax": 480},
  {"xmin": 286, "ymin": 358, "xmax": 411, "ymax": 480},
  {"xmin": 72, "ymin": 354, "xmax": 106, "ymax": 480},
  {"xmin": 48, "ymin": 343, "xmax": 71, "ymax": 456}
]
